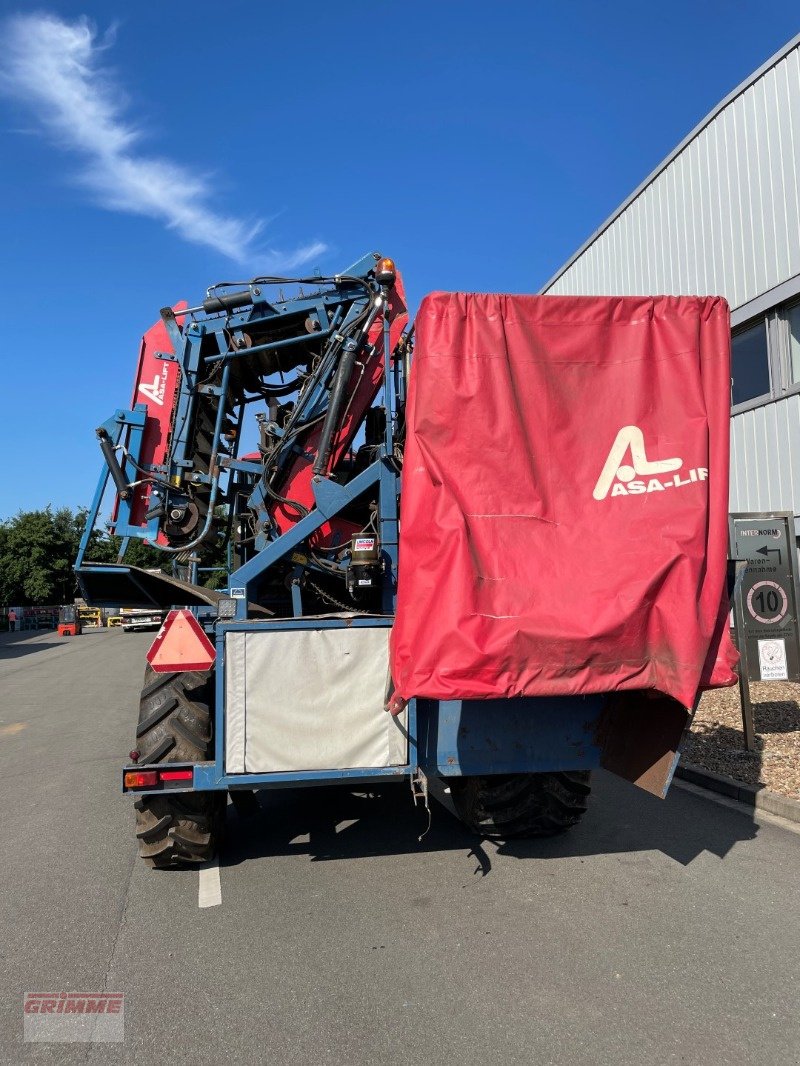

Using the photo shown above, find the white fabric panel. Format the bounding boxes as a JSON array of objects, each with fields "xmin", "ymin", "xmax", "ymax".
[
  {"xmin": 225, "ymin": 630, "xmax": 247, "ymax": 773},
  {"xmin": 225, "ymin": 626, "xmax": 407, "ymax": 773}
]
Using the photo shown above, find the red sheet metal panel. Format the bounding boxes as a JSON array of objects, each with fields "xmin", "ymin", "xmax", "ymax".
[
  {"xmin": 127, "ymin": 302, "xmax": 187, "ymax": 534},
  {"xmin": 390, "ymin": 293, "xmax": 737, "ymax": 710}
]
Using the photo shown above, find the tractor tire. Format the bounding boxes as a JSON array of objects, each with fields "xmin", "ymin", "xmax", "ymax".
[
  {"xmin": 134, "ymin": 666, "xmax": 224, "ymax": 868},
  {"xmin": 135, "ymin": 792, "xmax": 224, "ymax": 868},
  {"xmin": 450, "ymin": 771, "xmax": 591, "ymax": 839},
  {"xmin": 136, "ymin": 666, "xmax": 212, "ymax": 765}
]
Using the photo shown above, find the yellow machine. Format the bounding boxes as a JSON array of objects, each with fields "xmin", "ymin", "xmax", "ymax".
[{"xmin": 77, "ymin": 606, "xmax": 102, "ymax": 629}]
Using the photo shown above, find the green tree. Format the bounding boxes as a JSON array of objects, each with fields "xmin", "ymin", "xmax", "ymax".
[
  {"xmin": 0, "ymin": 507, "xmax": 85, "ymax": 605},
  {"xmin": 85, "ymin": 530, "xmax": 168, "ymax": 571},
  {"xmin": 0, "ymin": 506, "xmax": 230, "ymax": 605}
]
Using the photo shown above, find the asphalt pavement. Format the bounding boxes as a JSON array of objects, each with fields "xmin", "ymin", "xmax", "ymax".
[{"xmin": 1, "ymin": 629, "xmax": 799, "ymax": 1065}]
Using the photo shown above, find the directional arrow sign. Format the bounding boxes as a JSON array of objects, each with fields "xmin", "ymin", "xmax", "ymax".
[
  {"xmin": 146, "ymin": 609, "xmax": 216, "ymax": 673},
  {"xmin": 756, "ymin": 545, "xmax": 783, "ymax": 566}
]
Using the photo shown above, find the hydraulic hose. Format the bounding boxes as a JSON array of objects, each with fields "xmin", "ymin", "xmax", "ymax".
[
  {"xmin": 312, "ymin": 337, "xmax": 361, "ymax": 477},
  {"xmin": 313, "ymin": 296, "xmax": 383, "ymax": 476}
]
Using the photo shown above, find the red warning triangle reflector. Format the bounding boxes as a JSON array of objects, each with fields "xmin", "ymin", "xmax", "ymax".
[{"xmin": 146, "ymin": 609, "xmax": 216, "ymax": 673}]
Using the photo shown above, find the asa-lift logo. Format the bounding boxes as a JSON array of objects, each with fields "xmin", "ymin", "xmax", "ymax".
[
  {"xmin": 593, "ymin": 425, "xmax": 708, "ymax": 501},
  {"xmin": 138, "ymin": 364, "xmax": 172, "ymax": 407}
]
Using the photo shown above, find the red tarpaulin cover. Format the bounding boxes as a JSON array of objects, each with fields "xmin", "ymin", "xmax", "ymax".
[{"xmin": 390, "ymin": 293, "xmax": 738, "ymax": 710}]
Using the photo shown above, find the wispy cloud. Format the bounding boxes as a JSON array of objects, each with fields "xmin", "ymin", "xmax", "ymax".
[{"xmin": 0, "ymin": 13, "xmax": 326, "ymax": 268}]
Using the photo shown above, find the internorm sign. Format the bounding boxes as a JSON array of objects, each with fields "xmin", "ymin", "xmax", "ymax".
[{"xmin": 730, "ymin": 512, "xmax": 800, "ymax": 684}]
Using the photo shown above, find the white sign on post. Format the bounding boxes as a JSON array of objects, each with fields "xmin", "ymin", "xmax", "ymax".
[{"xmin": 758, "ymin": 638, "xmax": 789, "ymax": 681}]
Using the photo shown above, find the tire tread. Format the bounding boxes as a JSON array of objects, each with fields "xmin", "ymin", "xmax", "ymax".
[
  {"xmin": 451, "ymin": 770, "xmax": 591, "ymax": 840},
  {"xmin": 133, "ymin": 664, "xmax": 223, "ymax": 868}
]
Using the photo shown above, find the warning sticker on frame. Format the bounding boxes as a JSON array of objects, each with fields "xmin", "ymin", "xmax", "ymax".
[{"xmin": 758, "ymin": 639, "xmax": 789, "ymax": 681}]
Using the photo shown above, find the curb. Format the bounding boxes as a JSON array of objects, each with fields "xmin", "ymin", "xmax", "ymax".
[{"xmin": 675, "ymin": 762, "xmax": 800, "ymax": 824}]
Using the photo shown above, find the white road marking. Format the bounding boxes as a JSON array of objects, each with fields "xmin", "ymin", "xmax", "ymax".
[{"xmin": 198, "ymin": 860, "xmax": 222, "ymax": 907}]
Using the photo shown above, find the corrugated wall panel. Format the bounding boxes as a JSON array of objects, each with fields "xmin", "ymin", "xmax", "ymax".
[
  {"xmin": 544, "ymin": 40, "xmax": 800, "ymax": 310},
  {"xmin": 783, "ymin": 52, "xmax": 800, "ymax": 272},
  {"xmin": 732, "ymin": 97, "xmax": 756, "ymax": 301},
  {"xmin": 765, "ymin": 66, "xmax": 790, "ymax": 281},
  {"xmin": 730, "ymin": 408, "xmax": 751, "ymax": 511},
  {"xmin": 688, "ymin": 147, "xmax": 700, "ymax": 293},
  {"xmin": 785, "ymin": 393, "xmax": 800, "ymax": 509},
  {"xmin": 730, "ymin": 395, "xmax": 800, "ymax": 515},
  {"xmin": 761, "ymin": 403, "xmax": 780, "ymax": 504},
  {"xmin": 733, "ymin": 413, "xmax": 746, "ymax": 513}
]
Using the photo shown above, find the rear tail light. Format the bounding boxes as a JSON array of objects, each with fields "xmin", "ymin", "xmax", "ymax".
[
  {"xmin": 124, "ymin": 768, "xmax": 194, "ymax": 789},
  {"xmin": 124, "ymin": 771, "xmax": 158, "ymax": 788}
]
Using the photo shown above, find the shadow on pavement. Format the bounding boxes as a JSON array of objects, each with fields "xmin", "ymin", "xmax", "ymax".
[
  {"xmin": 219, "ymin": 770, "xmax": 758, "ymax": 875},
  {"xmin": 0, "ymin": 631, "xmax": 65, "ymax": 658},
  {"xmin": 0, "ymin": 629, "xmax": 111, "ymax": 659}
]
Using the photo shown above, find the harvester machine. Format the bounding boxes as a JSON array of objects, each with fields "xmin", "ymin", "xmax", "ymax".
[{"xmin": 77, "ymin": 253, "xmax": 735, "ymax": 867}]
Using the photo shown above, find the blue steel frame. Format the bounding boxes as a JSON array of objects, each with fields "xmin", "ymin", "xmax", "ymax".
[
  {"xmin": 226, "ymin": 457, "xmax": 399, "ymax": 620},
  {"xmin": 125, "ymin": 612, "xmax": 604, "ymax": 795},
  {"xmin": 77, "ymin": 252, "xmax": 383, "ymax": 567},
  {"xmin": 76, "ymin": 406, "xmax": 157, "ymax": 568},
  {"xmin": 416, "ymin": 696, "xmax": 604, "ymax": 776},
  {"xmin": 108, "ymin": 254, "xmax": 413, "ymax": 797},
  {"xmin": 122, "ymin": 611, "xmax": 605, "ymax": 797}
]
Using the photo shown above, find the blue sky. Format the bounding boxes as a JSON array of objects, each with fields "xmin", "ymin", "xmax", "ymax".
[{"xmin": 0, "ymin": 0, "xmax": 797, "ymax": 519}]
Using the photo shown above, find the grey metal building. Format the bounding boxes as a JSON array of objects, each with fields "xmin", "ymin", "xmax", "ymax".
[{"xmin": 541, "ymin": 33, "xmax": 800, "ymax": 531}]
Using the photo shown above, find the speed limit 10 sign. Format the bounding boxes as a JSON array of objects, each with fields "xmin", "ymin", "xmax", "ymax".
[{"xmin": 730, "ymin": 512, "xmax": 800, "ymax": 682}]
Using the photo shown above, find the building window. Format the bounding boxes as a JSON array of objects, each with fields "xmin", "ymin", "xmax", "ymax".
[
  {"xmin": 731, "ymin": 320, "xmax": 770, "ymax": 407},
  {"xmin": 786, "ymin": 302, "xmax": 800, "ymax": 386}
]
